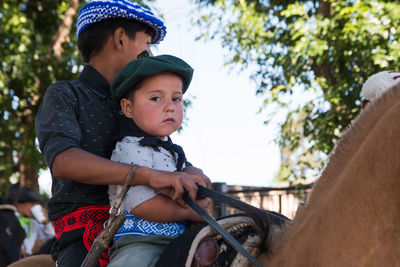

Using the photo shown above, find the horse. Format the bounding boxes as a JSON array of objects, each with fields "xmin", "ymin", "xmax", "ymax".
[
  {"xmin": 9, "ymin": 83, "xmax": 400, "ymax": 267},
  {"xmin": 0, "ymin": 196, "xmax": 26, "ymax": 267},
  {"xmin": 259, "ymin": 82, "xmax": 400, "ymax": 266}
]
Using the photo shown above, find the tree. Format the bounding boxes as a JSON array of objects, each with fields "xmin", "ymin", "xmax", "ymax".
[
  {"xmin": 0, "ymin": 0, "xmax": 156, "ymax": 195},
  {"xmin": 191, "ymin": 0, "xmax": 400, "ymax": 182},
  {"xmin": 0, "ymin": 0, "xmax": 83, "ymax": 195}
]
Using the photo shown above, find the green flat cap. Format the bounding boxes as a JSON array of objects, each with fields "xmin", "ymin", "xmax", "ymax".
[{"xmin": 111, "ymin": 54, "xmax": 194, "ymax": 102}]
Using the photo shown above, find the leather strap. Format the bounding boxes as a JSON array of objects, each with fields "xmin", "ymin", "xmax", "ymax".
[
  {"xmin": 183, "ymin": 185, "xmax": 266, "ymax": 267},
  {"xmin": 197, "ymin": 185, "xmax": 269, "ymax": 231},
  {"xmin": 109, "ymin": 164, "xmax": 139, "ymax": 219},
  {"xmin": 81, "ymin": 164, "xmax": 139, "ymax": 267}
]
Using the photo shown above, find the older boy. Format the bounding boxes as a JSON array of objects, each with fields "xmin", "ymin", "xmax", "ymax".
[{"xmin": 35, "ymin": 1, "xmax": 210, "ymax": 266}]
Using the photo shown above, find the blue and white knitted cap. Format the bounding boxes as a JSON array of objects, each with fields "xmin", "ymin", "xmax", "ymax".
[{"xmin": 77, "ymin": 0, "xmax": 166, "ymax": 44}]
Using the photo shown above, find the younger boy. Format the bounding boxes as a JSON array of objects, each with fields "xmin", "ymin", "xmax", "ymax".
[{"xmin": 107, "ymin": 55, "xmax": 210, "ymax": 267}]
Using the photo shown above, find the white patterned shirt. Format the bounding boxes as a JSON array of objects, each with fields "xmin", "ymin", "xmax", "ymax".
[{"xmin": 108, "ymin": 136, "xmax": 187, "ymax": 238}]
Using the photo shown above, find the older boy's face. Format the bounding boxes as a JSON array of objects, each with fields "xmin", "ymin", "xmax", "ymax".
[
  {"xmin": 124, "ymin": 31, "xmax": 153, "ymax": 65},
  {"xmin": 129, "ymin": 72, "xmax": 184, "ymax": 138}
]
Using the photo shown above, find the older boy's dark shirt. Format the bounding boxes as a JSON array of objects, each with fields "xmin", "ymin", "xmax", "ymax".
[{"xmin": 35, "ymin": 65, "xmax": 124, "ymax": 221}]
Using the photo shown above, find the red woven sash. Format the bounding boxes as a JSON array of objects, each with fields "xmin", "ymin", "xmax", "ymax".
[{"xmin": 53, "ymin": 205, "xmax": 110, "ymax": 250}]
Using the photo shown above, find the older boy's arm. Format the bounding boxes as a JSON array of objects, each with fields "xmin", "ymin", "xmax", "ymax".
[
  {"xmin": 131, "ymin": 194, "xmax": 210, "ymax": 223},
  {"xmin": 52, "ymin": 147, "xmax": 203, "ymax": 201}
]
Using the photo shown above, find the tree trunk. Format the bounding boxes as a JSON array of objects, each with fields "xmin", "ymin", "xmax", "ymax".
[
  {"xmin": 311, "ymin": 0, "xmax": 335, "ymax": 87},
  {"xmin": 18, "ymin": 142, "xmax": 39, "ymax": 191},
  {"xmin": 317, "ymin": 0, "xmax": 331, "ymax": 17},
  {"xmin": 51, "ymin": 0, "xmax": 81, "ymax": 60},
  {"xmin": 17, "ymin": 0, "xmax": 82, "ymax": 192},
  {"xmin": 18, "ymin": 158, "xmax": 39, "ymax": 192}
]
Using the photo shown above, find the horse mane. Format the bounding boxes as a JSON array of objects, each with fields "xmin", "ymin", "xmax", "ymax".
[{"xmin": 283, "ymin": 82, "xmax": 400, "ymax": 238}]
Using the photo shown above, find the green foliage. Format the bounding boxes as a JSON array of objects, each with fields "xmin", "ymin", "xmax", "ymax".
[
  {"xmin": 0, "ymin": 0, "xmax": 174, "ymax": 196},
  {"xmin": 0, "ymin": 0, "xmax": 82, "ymax": 195},
  {"xmin": 192, "ymin": 0, "xmax": 400, "ymax": 182}
]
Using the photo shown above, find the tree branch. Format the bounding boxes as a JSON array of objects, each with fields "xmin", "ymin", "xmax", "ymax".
[
  {"xmin": 51, "ymin": 0, "xmax": 80, "ymax": 60},
  {"xmin": 311, "ymin": 0, "xmax": 335, "ymax": 89}
]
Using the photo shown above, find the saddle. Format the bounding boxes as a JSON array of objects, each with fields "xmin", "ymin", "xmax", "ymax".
[
  {"xmin": 156, "ymin": 211, "xmax": 289, "ymax": 267},
  {"xmin": 156, "ymin": 186, "xmax": 290, "ymax": 267}
]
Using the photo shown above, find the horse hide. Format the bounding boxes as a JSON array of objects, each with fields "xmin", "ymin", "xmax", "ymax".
[{"xmin": 264, "ymin": 81, "xmax": 400, "ymax": 267}]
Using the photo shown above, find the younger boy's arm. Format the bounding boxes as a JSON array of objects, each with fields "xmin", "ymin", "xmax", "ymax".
[{"xmin": 131, "ymin": 194, "xmax": 210, "ymax": 223}]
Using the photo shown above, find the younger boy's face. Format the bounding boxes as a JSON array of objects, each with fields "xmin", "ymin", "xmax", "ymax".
[{"xmin": 123, "ymin": 72, "xmax": 184, "ymax": 138}]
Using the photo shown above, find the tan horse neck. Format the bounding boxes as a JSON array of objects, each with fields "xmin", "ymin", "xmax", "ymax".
[
  {"xmin": 267, "ymin": 83, "xmax": 400, "ymax": 266},
  {"xmin": 293, "ymin": 83, "xmax": 400, "ymax": 226}
]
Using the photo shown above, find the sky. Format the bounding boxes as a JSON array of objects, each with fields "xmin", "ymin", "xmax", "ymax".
[
  {"xmin": 38, "ymin": 0, "xmax": 282, "ymax": 195},
  {"xmin": 152, "ymin": 0, "xmax": 281, "ymax": 187}
]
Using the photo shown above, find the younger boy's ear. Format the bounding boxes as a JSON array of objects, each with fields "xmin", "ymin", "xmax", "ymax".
[{"xmin": 120, "ymin": 98, "xmax": 134, "ymax": 118}]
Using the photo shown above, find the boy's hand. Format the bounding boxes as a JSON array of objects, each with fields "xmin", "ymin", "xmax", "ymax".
[
  {"xmin": 176, "ymin": 166, "xmax": 211, "ymax": 205},
  {"xmin": 134, "ymin": 165, "xmax": 211, "ymax": 207},
  {"xmin": 146, "ymin": 167, "xmax": 211, "ymax": 207},
  {"xmin": 183, "ymin": 166, "xmax": 212, "ymax": 190},
  {"xmin": 147, "ymin": 170, "xmax": 198, "ymax": 207}
]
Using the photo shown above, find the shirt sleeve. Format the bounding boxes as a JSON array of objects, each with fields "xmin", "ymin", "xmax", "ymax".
[
  {"xmin": 36, "ymin": 222, "xmax": 56, "ymax": 242},
  {"xmin": 35, "ymin": 82, "xmax": 82, "ymax": 170},
  {"xmin": 109, "ymin": 138, "xmax": 158, "ymax": 211}
]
